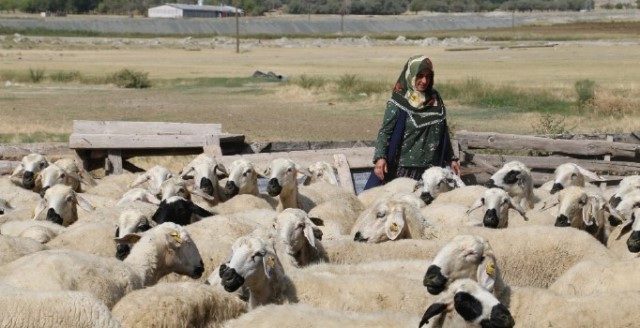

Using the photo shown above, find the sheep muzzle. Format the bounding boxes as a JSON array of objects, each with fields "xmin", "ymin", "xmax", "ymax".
[
  {"xmin": 480, "ymin": 303, "xmax": 515, "ymax": 328},
  {"xmin": 115, "ymin": 244, "xmax": 131, "ymax": 260},
  {"xmin": 22, "ymin": 171, "xmax": 35, "ymax": 190},
  {"xmin": 483, "ymin": 209, "xmax": 500, "ymax": 228},
  {"xmin": 420, "ymin": 192, "xmax": 435, "ymax": 205},
  {"xmin": 221, "ymin": 267, "xmax": 244, "ymax": 292},
  {"xmin": 199, "ymin": 178, "xmax": 214, "ymax": 196},
  {"xmin": 485, "ymin": 179, "xmax": 497, "ymax": 188},
  {"xmin": 424, "ymin": 265, "xmax": 448, "ymax": 295},
  {"xmin": 627, "ymin": 231, "xmax": 640, "ymax": 253},
  {"xmin": 550, "ymin": 183, "xmax": 563, "ymax": 194},
  {"xmin": 224, "ymin": 181, "xmax": 239, "ymax": 198},
  {"xmin": 266, "ymin": 178, "xmax": 282, "ymax": 197},
  {"xmin": 554, "ymin": 215, "xmax": 570, "ymax": 227},
  {"xmin": 353, "ymin": 231, "xmax": 368, "ymax": 243},
  {"xmin": 46, "ymin": 208, "xmax": 64, "ymax": 225},
  {"xmin": 191, "ymin": 260, "xmax": 205, "ymax": 279}
]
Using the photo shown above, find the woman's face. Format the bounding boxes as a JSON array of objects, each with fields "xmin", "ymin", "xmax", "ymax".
[{"xmin": 414, "ymin": 68, "xmax": 431, "ymax": 92}]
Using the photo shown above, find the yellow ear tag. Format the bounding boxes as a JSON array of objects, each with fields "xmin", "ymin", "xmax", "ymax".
[
  {"xmin": 390, "ymin": 222, "xmax": 399, "ymax": 232},
  {"xmin": 266, "ymin": 256, "xmax": 275, "ymax": 269},
  {"xmin": 485, "ymin": 262, "xmax": 496, "ymax": 277},
  {"xmin": 170, "ymin": 231, "xmax": 182, "ymax": 243}
]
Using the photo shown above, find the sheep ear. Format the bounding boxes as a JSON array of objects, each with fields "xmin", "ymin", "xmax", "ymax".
[
  {"xmin": 114, "ymin": 233, "xmax": 142, "ymax": 244},
  {"xmin": 414, "ymin": 179, "xmax": 424, "ymax": 192},
  {"xmin": 33, "ymin": 199, "xmax": 47, "ymax": 220},
  {"xmin": 263, "ymin": 254, "xmax": 277, "ymax": 279},
  {"xmin": 180, "ymin": 167, "xmax": 195, "ymax": 180},
  {"xmin": 577, "ymin": 166, "xmax": 604, "ymax": 181},
  {"xmin": 385, "ymin": 212, "xmax": 405, "ymax": 241},
  {"xmin": 33, "ymin": 173, "xmax": 43, "ymax": 193},
  {"xmin": 303, "ymin": 223, "xmax": 316, "ymax": 248},
  {"xmin": 453, "ymin": 174, "xmax": 466, "ymax": 187},
  {"xmin": 581, "ymin": 198, "xmax": 598, "ymax": 227},
  {"xmin": 258, "ymin": 167, "xmax": 270, "ymax": 179},
  {"xmin": 508, "ymin": 197, "xmax": 529, "ymax": 220},
  {"xmin": 419, "ymin": 302, "xmax": 448, "ymax": 327},
  {"xmin": 616, "ymin": 216, "xmax": 635, "ymax": 240},
  {"xmin": 302, "ymin": 175, "xmax": 312, "ymax": 186},
  {"xmin": 190, "ymin": 187, "xmax": 216, "ymax": 201},
  {"xmin": 540, "ymin": 196, "xmax": 559, "ymax": 211},
  {"xmin": 75, "ymin": 193, "xmax": 95, "ymax": 212},
  {"xmin": 10, "ymin": 164, "xmax": 24, "ymax": 178},
  {"xmin": 309, "ymin": 217, "xmax": 324, "ymax": 226},
  {"xmin": 466, "ymin": 197, "xmax": 484, "ymax": 214},
  {"xmin": 129, "ymin": 173, "xmax": 150, "ymax": 188},
  {"xmin": 215, "ymin": 164, "xmax": 229, "ymax": 178},
  {"xmin": 477, "ymin": 253, "xmax": 497, "ymax": 292}
]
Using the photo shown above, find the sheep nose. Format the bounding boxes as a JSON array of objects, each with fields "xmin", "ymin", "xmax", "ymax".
[
  {"xmin": 550, "ymin": 183, "xmax": 563, "ymax": 194},
  {"xmin": 353, "ymin": 232, "xmax": 368, "ymax": 243},
  {"xmin": 199, "ymin": 178, "xmax": 214, "ymax": 196},
  {"xmin": 627, "ymin": 231, "xmax": 640, "ymax": 253},
  {"xmin": 423, "ymin": 265, "xmax": 448, "ymax": 295},
  {"xmin": 420, "ymin": 192, "xmax": 434, "ymax": 205},
  {"xmin": 221, "ymin": 267, "xmax": 244, "ymax": 292},
  {"xmin": 485, "ymin": 179, "xmax": 496, "ymax": 188},
  {"xmin": 23, "ymin": 171, "xmax": 35, "ymax": 190},
  {"xmin": 192, "ymin": 260, "xmax": 205, "ymax": 278},
  {"xmin": 608, "ymin": 215, "xmax": 623, "ymax": 227},
  {"xmin": 46, "ymin": 208, "xmax": 64, "ymax": 225},
  {"xmin": 554, "ymin": 214, "xmax": 570, "ymax": 227},
  {"xmin": 483, "ymin": 209, "xmax": 499, "ymax": 228},
  {"xmin": 609, "ymin": 196, "xmax": 622, "ymax": 208},
  {"xmin": 487, "ymin": 303, "xmax": 515, "ymax": 328},
  {"xmin": 115, "ymin": 244, "xmax": 131, "ymax": 260},
  {"xmin": 266, "ymin": 178, "xmax": 282, "ymax": 197},
  {"xmin": 224, "ymin": 181, "xmax": 239, "ymax": 198}
]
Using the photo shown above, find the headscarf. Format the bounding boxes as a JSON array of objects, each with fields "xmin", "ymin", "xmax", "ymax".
[{"xmin": 389, "ymin": 55, "xmax": 446, "ymax": 128}]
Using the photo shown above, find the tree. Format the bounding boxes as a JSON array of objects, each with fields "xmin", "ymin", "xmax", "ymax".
[{"xmin": 409, "ymin": 0, "xmax": 425, "ymax": 13}]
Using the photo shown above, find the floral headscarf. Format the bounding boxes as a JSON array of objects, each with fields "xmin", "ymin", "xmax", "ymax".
[{"xmin": 389, "ymin": 55, "xmax": 446, "ymax": 128}]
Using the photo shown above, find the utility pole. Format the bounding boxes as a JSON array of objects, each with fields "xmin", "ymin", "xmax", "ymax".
[{"xmin": 235, "ymin": 0, "xmax": 240, "ymax": 53}]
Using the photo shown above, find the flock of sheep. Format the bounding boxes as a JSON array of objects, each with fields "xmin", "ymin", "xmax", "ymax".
[{"xmin": 1, "ymin": 151, "xmax": 639, "ymax": 327}]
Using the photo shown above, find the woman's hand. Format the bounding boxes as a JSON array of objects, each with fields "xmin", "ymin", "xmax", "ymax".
[
  {"xmin": 450, "ymin": 160, "xmax": 461, "ymax": 176},
  {"xmin": 374, "ymin": 158, "xmax": 388, "ymax": 180}
]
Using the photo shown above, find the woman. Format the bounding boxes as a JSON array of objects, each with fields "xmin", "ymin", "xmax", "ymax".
[{"xmin": 367, "ymin": 55, "xmax": 460, "ymax": 188}]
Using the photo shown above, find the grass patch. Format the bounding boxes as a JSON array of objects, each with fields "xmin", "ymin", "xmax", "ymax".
[
  {"xmin": 154, "ymin": 77, "xmax": 269, "ymax": 89},
  {"xmin": 0, "ymin": 132, "xmax": 69, "ymax": 143},
  {"xmin": 28, "ymin": 68, "xmax": 45, "ymax": 83},
  {"xmin": 293, "ymin": 75, "xmax": 327, "ymax": 89},
  {"xmin": 439, "ymin": 78, "xmax": 572, "ymax": 114},
  {"xmin": 49, "ymin": 70, "xmax": 83, "ymax": 83},
  {"xmin": 110, "ymin": 69, "xmax": 151, "ymax": 89}
]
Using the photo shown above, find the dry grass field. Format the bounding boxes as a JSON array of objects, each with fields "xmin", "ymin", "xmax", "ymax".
[{"xmin": 1, "ymin": 19, "xmax": 639, "ymax": 144}]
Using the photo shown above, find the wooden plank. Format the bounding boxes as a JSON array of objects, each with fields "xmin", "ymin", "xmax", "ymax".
[
  {"xmin": 456, "ymin": 130, "xmax": 638, "ymax": 158},
  {"xmin": 69, "ymin": 134, "xmax": 216, "ymax": 149},
  {"xmin": 202, "ymin": 135, "xmax": 222, "ymax": 158},
  {"xmin": 333, "ymin": 153, "xmax": 355, "ymax": 194},
  {"xmin": 72, "ymin": 120, "xmax": 222, "ymax": 135},
  {"xmin": 221, "ymin": 147, "xmax": 375, "ymax": 171},
  {"xmin": 601, "ymin": 135, "xmax": 614, "ymax": 191},
  {"xmin": 466, "ymin": 153, "xmax": 640, "ymax": 176},
  {"xmin": 0, "ymin": 142, "xmax": 75, "ymax": 161},
  {"xmin": 106, "ymin": 150, "xmax": 123, "ymax": 175},
  {"xmin": 0, "ymin": 160, "xmax": 19, "ymax": 175}
]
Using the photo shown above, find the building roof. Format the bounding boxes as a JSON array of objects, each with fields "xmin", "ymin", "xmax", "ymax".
[{"xmin": 160, "ymin": 3, "xmax": 243, "ymax": 13}]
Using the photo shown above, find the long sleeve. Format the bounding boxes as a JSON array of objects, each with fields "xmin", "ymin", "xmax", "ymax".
[{"xmin": 373, "ymin": 102, "xmax": 400, "ymax": 164}]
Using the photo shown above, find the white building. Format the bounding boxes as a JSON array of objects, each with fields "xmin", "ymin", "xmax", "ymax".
[{"xmin": 148, "ymin": 2, "xmax": 243, "ymax": 18}]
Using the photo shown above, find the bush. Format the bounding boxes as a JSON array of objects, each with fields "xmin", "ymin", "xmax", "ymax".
[
  {"xmin": 49, "ymin": 70, "xmax": 82, "ymax": 83},
  {"xmin": 531, "ymin": 113, "xmax": 572, "ymax": 135},
  {"xmin": 111, "ymin": 69, "xmax": 151, "ymax": 89},
  {"xmin": 575, "ymin": 79, "xmax": 596, "ymax": 106},
  {"xmin": 295, "ymin": 74, "xmax": 326, "ymax": 89},
  {"xmin": 29, "ymin": 68, "xmax": 45, "ymax": 83}
]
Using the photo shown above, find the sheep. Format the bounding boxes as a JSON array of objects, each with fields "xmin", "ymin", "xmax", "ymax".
[
  {"xmin": 152, "ymin": 195, "xmax": 214, "ymax": 225},
  {"xmin": 430, "ymin": 185, "xmax": 488, "ymax": 208},
  {"xmin": 0, "ymin": 197, "xmax": 13, "ymax": 215},
  {"xmin": 111, "ymin": 281, "xmax": 247, "ymax": 328},
  {"xmin": 505, "ymin": 286, "xmax": 640, "ymax": 327},
  {"xmin": 82, "ymin": 171, "xmax": 138, "ymax": 199},
  {"xmin": 45, "ymin": 221, "xmax": 118, "ymax": 257},
  {"xmin": 10, "ymin": 152, "xmax": 49, "ymax": 190},
  {"xmin": 419, "ymin": 278, "xmax": 514, "ymax": 328},
  {"xmin": 544, "ymin": 186, "xmax": 617, "ymax": 244},
  {"xmin": 307, "ymin": 195, "xmax": 365, "ymax": 239},
  {"xmin": 33, "ymin": 184, "xmax": 95, "ymax": 226},
  {"xmin": 0, "ymin": 235, "xmax": 46, "ymax": 266},
  {"xmin": 548, "ymin": 162, "xmax": 604, "ymax": 194},
  {"xmin": 210, "ymin": 233, "xmax": 435, "ymax": 315},
  {"xmin": 607, "ymin": 207, "xmax": 640, "ymax": 259},
  {"xmin": 0, "ymin": 222, "xmax": 205, "ymax": 309},
  {"xmin": 129, "ymin": 164, "xmax": 174, "ymax": 194},
  {"xmin": 0, "ymin": 283, "xmax": 124, "ymax": 328},
  {"xmin": 180, "ymin": 153, "xmax": 228, "ymax": 205},
  {"xmin": 611, "ymin": 188, "xmax": 640, "ymax": 220},
  {"xmin": 303, "ymin": 160, "xmax": 339, "ymax": 186},
  {"xmin": 221, "ymin": 158, "xmax": 278, "ymax": 209},
  {"xmin": 114, "ymin": 208, "xmax": 156, "ymax": 260},
  {"xmin": 423, "ymin": 234, "xmax": 505, "ymax": 300},
  {"xmin": 352, "ymin": 192, "xmax": 433, "ymax": 243},
  {"xmin": 35, "ymin": 157, "xmax": 97, "ymax": 196},
  {"xmin": 357, "ymin": 177, "xmax": 419, "ymax": 208},
  {"xmin": 466, "ymin": 188, "xmax": 529, "ymax": 228},
  {"xmin": 212, "ymin": 194, "xmax": 277, "ymax": 215},
  {"xmin": 159, "ymin": 175, "xmax": 191, "ymax": 201},
  {"xmin": 609, "ymin": 174, "xmax": 640, "ymax": 207},
  {"xmin": 262, "ymin": 158, "xmax": 315, "ymax": 211},
  {"xmin": 271, "ymin": 208, "xmax": 327, "ymax": 270},
  {"xmin": 485, "ymin": 161, "xmax": 534, "ymax": 209},
  {"xmin": 547, "ymin": 259, "xmax": 640, "ymax": 296},
  {"xmin": 0, "ymin": 220, "xmax": 66, "ymax": 243},
  {"xmin": 115, "ymin": 187, "xmax": 161, "ymax": 206},
  {"xmin": 222, "ymin": 303, "xmax": 419, "ymax": 328},
  {"xmin": 416, "ymin": 166, "xmax": 466, "ymax": 205}
]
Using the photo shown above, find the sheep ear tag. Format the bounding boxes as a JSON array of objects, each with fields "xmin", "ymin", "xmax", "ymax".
[
  {"xmin": 263, "ymin": 255, "xmax": 276, "ymax": 278},
  {"xmin": 170, "ymin": 231, "xmax": 182, "ymax": 243},
  {"xmin": 385, "ymin": 215, "xmax": 405, "ymax": 241},
  {"xmin": 477, "ymin": 257, "xmax": 496, "ymax": 292},
  {"xmin": 485, "ymin": 262, "xmax": 496, "ymax": 277}
]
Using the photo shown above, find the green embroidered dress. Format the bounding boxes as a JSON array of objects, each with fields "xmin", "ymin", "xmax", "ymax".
[{"xmin": 373, "ymin": 56, "xmax": 454, "ymax": 169}]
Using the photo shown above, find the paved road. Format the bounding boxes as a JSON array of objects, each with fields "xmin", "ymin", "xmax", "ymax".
[{"xmin": 0, "ymin": 11, "xmax": 638, "ymax": 36}]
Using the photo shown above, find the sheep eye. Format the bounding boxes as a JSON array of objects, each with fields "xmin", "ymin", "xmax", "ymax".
[
  {"xmin": 178, "ymin": 188, "xmax": 185, "ymax": 193},
  {"xmin": 376, "ymin": 211, "xmax": 385, "ymax": 219},
  {"xmin": 39, "ymin": 162, "xmax": 46, "ymax": 168},
  {"xmin": 137, "ymin": 224, "xmax": 152, "ymax": 232},
  {"xmin": 65, "ymin": 195, "xmax": 74, "ymax": 203},
  {"xmin": 60, "ymin": 173, "xmax": 66, "ymax": 179},
  {"xmin": 252, "ymin": 251, "xmax": 265, "ymax": 261},
  {"xmin": 297, "ymin": 223, "xmax": 305, "ymax": 229}
]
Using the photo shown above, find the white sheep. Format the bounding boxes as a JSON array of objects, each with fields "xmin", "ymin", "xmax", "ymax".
[
  {"xmin": 0, "ymin": 220, "xmax": 66, "ymax": 243},
  {"xmin": 548, "ymin": 259, "xmax": 640, "ymax": 296},
  {"xmin": 419, "ymin": 278, "xmax": 514, "ymax": 328},
  {"xmin": 416, "ymin": 166, "xmax": 466, "ymax": 205},
  {"xmin": 304, "ymin": 160, "xmax": 339, "ymax": 185},
  {"xmin": 35, "ymin": 157, "xmax": 97, "ymax": 195},
  {"xmin": 10, "ymin": 152, "xmax": 49, "ymax": 190},
  {"xmin": 307, "ymin": 195, "xmax": 365, "ymax": 239},
  {"xmin": 180, "ymin": 153, "xmax": 228, "ymax": 205},
  {"xmin": 33, "ymin": 184, "xmax": 95, "ymax": 226},
  {"xmin": 45, "ymin": 221, "xmax": 118, "ymax": 257},
  {"xmin": 220, "ymin": 159, "xmax": 278, "ymax": 210},
  {"xmin": 111, "ymin": 281, "xmax": 247, "ymax": 328},
  {"xmin": 466, "ymin": 188, "xmax": 529, "ymax": 228},
  {"xmin": 212, "ymin": 194, "xmax": 277, "ymax": 215},
  {"xmin": 129, "ymin": 164, "xmax": 174, "ymax": 194},
  {"xmin": 0, "ymin": 235, "xmax": 46, "ymax": 266},
  {"xmin": 271, "ymin": 208, "xmax": 327, "ymax": 270},
  {"xmin": 223, "ymin": 303, "xmax": 419, "ymax": 328},
  {"xmin": 0, "ymin": 283, "xmax": 124, "ymax": 328},
  {"xmin": 82, "ymin": 171, "xmax": 138, "ymax": 199},
  {"xmin": 357, "ymin": 177, "xmax": 419, "ymax": 208},
  {"xmin": 0, "ymin": 222, "xmax": 205, "ymax": 309},
  {"xmin": 0, "ymin": 197, "xmax": 13, "ymax": 215},
  {"xmin": 431, "ymin": 185, "xmax": 488, "ymax": 208},
  {"xmin": 352, "ymin": 192, "xmax": 433, "ymax": 243},
  {"xmin": 548, "ymin": 162, "xmax": 603, "ymax": 194},
  {"xmin": 612, "ymin": 188, "xmax": 640, "ymax": 220},
  {"xmin": 486, "ymin": 161, "xmax": 534, "ymax": 209},
  {"xmin": 116, "ymin": 187, "xmax": 161, "ymax": 206},
  {"xmin": 608, "ymin": 174, "xmax": 640, "ymax": 207},
  {"xmin": 607, "ymin": 207, "xmax": 640, "ymax": 259},
  {"xmin": 114, "ymin": 208, "xmax": 157, "ymax": 260}
]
